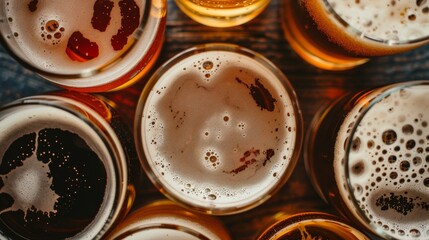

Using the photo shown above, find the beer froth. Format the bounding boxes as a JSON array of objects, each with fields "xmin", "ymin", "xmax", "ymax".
[
  {"xmin": 141, "ymin": 50, "xmax": 298, "ymax": 212},
  {"xmin": 334, "ymin": 84, "xmax": 429, "ymax": 239},
  {"xmin": 0, "ymin": 105, "xmax": 116, "ymax": 239}
]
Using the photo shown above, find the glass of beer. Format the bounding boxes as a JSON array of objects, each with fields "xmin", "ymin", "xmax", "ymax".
[
  {"xmin": 135, "ymin": 43, "xmax": 303, "ymax": 215},
  {"xmin": 174, "ymin": 0, "xmax": 270, "ymax": 27},
  {"xmin": 0, "ymin": 91, "xmax": 136, "ymax": 239},
  {"xmin": 106, "ymin": 200, "xmax": 231, "ymax": 239},
  {"xmin": 281, "ymin": 1, "xmax": 429, "ymax": 70},
  {"xmin": 305, "ymin": 80, "xmax": 429, "ymax": 239},
  {"xmin": 0, "ymin": 0, "xmax": 166, "ymax": 92},
  {"xmin": 256, "ymin": 212, "xmax": 370, "ymax": 240}
]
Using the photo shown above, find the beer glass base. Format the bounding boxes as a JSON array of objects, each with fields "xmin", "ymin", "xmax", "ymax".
[
  {"xmin": 174, "ymin": 0, "xmax": 270, "ymax": 27},
  {"xmin": 280, "ymin": 1, "xmax": 369, "ymax": 71}
]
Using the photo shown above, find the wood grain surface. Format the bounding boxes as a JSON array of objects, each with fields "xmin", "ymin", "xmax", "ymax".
[{"xmin": 1, "ymin": 0, "xmax": 429, "ymax": 239}]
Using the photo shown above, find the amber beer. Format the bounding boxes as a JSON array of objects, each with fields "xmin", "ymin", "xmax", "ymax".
[
  {"xmin": 281, "ymin": 1, "xmax": 429, "ymax": 70},
  {"xmin": 305, "ymin": 81, "xmax": 429, "ymax": 239},
  {"xmin": 135, "ymin": 43, "xmax": 303, "ymax": 215},
  {"xmin": 106, "ymin": 200, "xmax": 231, "ymax": 239},
  {"xmin": 0, "ymin": 92, "xmax": 135, "ymax": 239},
  {"xmin": 174, "ymin": 0, "xmax": 270, "ymax": 27},
  {"xmin": 0, "ymin": 0, "xmax": 166, "ymax": 92},
  {"xmin": 257, "ymin": 212, "xmax": 370, "ymax": 240}
]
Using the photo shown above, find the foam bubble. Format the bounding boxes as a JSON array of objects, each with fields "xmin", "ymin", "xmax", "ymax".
[{"xmin": 334, "ymin": 84, "xmax": 429, "ymax": 239}]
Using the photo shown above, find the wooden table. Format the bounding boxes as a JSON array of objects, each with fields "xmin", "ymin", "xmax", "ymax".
[{"xmin": 1, "ymin": 0, "xmax": 429, "ymax": 239}]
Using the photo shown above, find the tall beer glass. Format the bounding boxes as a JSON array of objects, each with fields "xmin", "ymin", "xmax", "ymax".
[
  {"xmin": 106, "ymin": 200, "xmax": 231, "ymax": 239},
  {"xmin": 281, "ymin": 1, "xmax": 429, "ymax": 70},
  {"xmin": 257, "ymin": 212, "xmax": 370, "ymax": 240},
  {"xmin": 0, "ymin": 0, "xmax": 166, "ymax": 92},
  {"xmin": 174, "ymin": 0, "xmax": 270, "ymax": 27},
  {"xmin": 0, "ymin": 91, "xmax": 135, "ymax": 239},
  {"xmin": 305, "ymin": 80, "xmax": 429, "ymax": 239},
  {"xmin": 135, "ymin": 43, "xmax": 303, "ymax": 215}
]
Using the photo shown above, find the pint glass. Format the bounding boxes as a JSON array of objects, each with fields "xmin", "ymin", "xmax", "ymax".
[
  {"xmin": 0, "ymin": 0, "xmax": 167, "ymax": 92},
  {"xmin": 281, "ymin": 1, "xmax": 429, "ymax": 70},
  {"xmin": 257, "ymin": 212, "xmax": 370, "ymax": 240},
  {"xmin": 0, "ymin": 91, "xmax": 136, "ymax": 239},
  {"xmin": 135, "ymin": 43, "xmax": 303, "ymax": 215},
  {"xmin": 106, "ymin": 200, "xmax": 231, "ymax": 239},
  {"xmin": 305, "ymin": 80, "xmax": 429, "ymax": 239},
  {"xmin": 174, "ymin": 0, "xmax": 270, "ymax": 27}
]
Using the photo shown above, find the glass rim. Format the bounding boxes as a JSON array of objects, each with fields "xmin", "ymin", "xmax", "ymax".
[
  {"xmin": 134, "ymin": 42, "xmax": 304, "ymax": 215},
  {"xmin": 343, "ymin": 80, "xmax": 429, "ymax": 239},
  {"xmin": 322, "ymin": 0, "xmax": 429, "ymax": 45},
  {"xmin": 0, "ymin": 93, "xmax": 130, "ymax": 239},
  {"xmin": 0, "ymin": 0, "xmax": 156, "ymax": 81}
]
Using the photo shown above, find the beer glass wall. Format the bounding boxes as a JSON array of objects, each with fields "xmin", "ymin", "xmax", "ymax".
[
  {"xmin": 305, "ymin": 80, "xmax": 429, "ymax": 239},
  {"xmin": 0, "ymin": 92, "xmax": 136, "ymax": 239},
  {"xmin": 281, "ymin": 1, "xmax": 429, "ymax": 70},
  {"xmin": 106, "ymin": 200, "xmax": 231, "ymax": 239},
  {"xmin": 134, "ymin": 43, "xmax": 303, "ymax": 215},
  {"xmin": 0, "ymin": 0, "xmax": 166, "ymax": 92},
  {"xmin": 174, "ymin": 0, "xmax": 270, "ymax": 27}
]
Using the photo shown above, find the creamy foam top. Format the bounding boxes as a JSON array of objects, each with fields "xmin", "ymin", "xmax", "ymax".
[
  {"xmin": 334, "ymin": 83, "xmax": 429, "ymax": 239},
  {"xmin": 0, "ymin": 104, "xmax": 117, "ymax": 239},
  {"xmin": 2, "ymin": 1, "xmax": 147, "ymax": 77},
  {"xmin": 326, "ymin": 0, "xmax": 429, "ymax": 42},
  {"xmin": 140, "ymin": 50, "xmax": 298, "ymax": 212}
]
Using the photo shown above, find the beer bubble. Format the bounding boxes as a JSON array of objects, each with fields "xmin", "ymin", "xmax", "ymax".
[
  {"xmin": 405, "ymin": 139, "xmax": 416, "ymax": 150},
  {"xmin": 46, "ymin": 20, "xmax": 60, "ymax": 32},
  {"xmin": 202, "ymin": 61, "xmax": 214, "ymax": 70},
  {"xmin": 351, "ymin": 137, "xmax": 361, "ymax": 152},
  {"xmin": 389, "ymin": 171, "xmax": 398, "ymax": 179},
  {"xmin": 207, "ymin": 194, "xmax": 217, "ymax": 200},
  {"xmin": 400, "ymin": 161, "xmax": 411, "ymax": 171},
  {"xmin": 351, "ymin": 160, "xmax": 365, "ymax": 175},
  {"xmin": 382, "ymin": 129, "xmax": 397, "ymax": 145},
  {"xmin": 424, "ymin": 178, "xmax": 429, "ymax": 187},
  {"xmin": 410, "ymin": 229, "xmax": 421, "ymax": 237},
  {"xmin": 413, "ymin": 157, "xmax": 422, "ymax": 166},
  {"xmin": 402, "ymin": 124, "xmax": 414, "ymax": 134}
]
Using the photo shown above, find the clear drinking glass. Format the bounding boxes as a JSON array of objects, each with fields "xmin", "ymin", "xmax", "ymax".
[
  {"xmin": 134, "ymin": 43, "xmax": 303, "ymax": 215},
  {"xmin": 0, "ymin": 91, "xmax": 136, "ymax": 239},
  {"xmin": 106, "ymin": 200, "xmax": 232, "ymax": 239},
  {"xmin": 305, "ymin": 80, "xmax": 429, "ymax": 239},
  {"xmin": 281, "ymin": 1, "xmax": 429, "ymax": 70},
  {"xmin": 0, "ymin": 0, "xmax": 167, "ymax": 92},
  {"xmin": 174, "ymin": 0, "xmax": 270, "ymax": 27}
]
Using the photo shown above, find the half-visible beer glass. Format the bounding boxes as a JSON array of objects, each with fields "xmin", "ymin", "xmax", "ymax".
[
  {"xmin": 257, "ymin": 212, "xmax": 370, "ymax": 240},
  {"xmin": 174, "ymin": 0, "xmax": 270, "ymax": 27},
  {"xmin": 106, "ymin": 200, "xmax": 231, "ymax": 239},
  {"xmin": 0, "ymin": 91, "xmax": 136, "ymax": 239},
  {"xmin": 135, "ymin": 43, "xmax": 303, "ymax": 215},
  {"xmin": 0, "ymin": 0, "xmax": 166, "ymax": 92},
  {"xmin": 281, "ymin": 1, "xmax": 429, "ymax": 70},
  {"xmin": 305, "ymin": 80, "xmax": 429, "ymax": 239}
]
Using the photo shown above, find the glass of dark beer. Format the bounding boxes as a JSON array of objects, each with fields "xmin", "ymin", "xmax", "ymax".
[
  {"xmin": 305, "ymin": 80, "xmax": 429, "ymax": 239},
  {"xmin": 134, "ymin": 43, "xmax": 303, "ymax": 215},
  {"xmin": 0, "ymin": 91, "xmax": 136, "ymax": 239},
  {"xmin": 281, "ymin": 1, "xmax": 429, "ymax": 70},
  {"xmin": 106, "ymin": 200, "xmax": 231, "ymax": 239},
  {"xmin": 0, "ymin": 0, "xmax": 166, "ymax": 92}
]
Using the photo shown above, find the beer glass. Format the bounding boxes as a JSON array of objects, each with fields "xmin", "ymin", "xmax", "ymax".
[
  {"xmin": 281, "ymin": 1, "xmax": 429, "ymax": 70},
  {"xmin": 0, "ymin": 91, "xmax": 136, "ymax": 239},
  {"xmin": 135, "ymin": 43, "xmax": 303, "ymax": 215},
  {"xmin": 257, "ymin": 212, "xmax": 370, "ymax": 240},
  {"xmin": 174, "ymin": 0, "xmax": 270, "ymax": 27},
  {"xmin": 0, "ymin": 0, "xmax": 167, "ymax": 92},
  {"xmin": 106, "ymin": 200, "xmax": 231, "ymax": 239},
  {"xmin": 305, "ymin": 80, "xmax": 429, "ymax": 239}
]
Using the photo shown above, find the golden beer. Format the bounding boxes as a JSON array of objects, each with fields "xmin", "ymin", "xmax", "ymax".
[
  {"xmin": 175, "ymin": 0, "xmax": 270, "ymax": 27},
  {"xmin": 281, "ymin": 0, "xmax": 429, "ymax": 70}
]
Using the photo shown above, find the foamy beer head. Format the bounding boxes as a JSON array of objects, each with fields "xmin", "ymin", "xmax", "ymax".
[
  {"xmin": 334, "ymin": 81, "xmax": 429, "ymax": 239},
  {"xmin": 0, "ymin": 94, "xmax": 130, "ymax": 239},
  {"xmin": 135, "ymin": 43, "xmax": 303, "ymax": 215},
  {"xmin": 106, "ymin": 200, "xmax": 231, "ymax": 239},
  {"xmin": 257, "ymin": 212, "xmax": 370, "ymax": 240},
  {"xmin": 0, "ymin": 0, "xmax": 166, "ymax": 91},
  {"xmin": 310, "ymin": 0, "xmax": 429, "ymax": 54}
]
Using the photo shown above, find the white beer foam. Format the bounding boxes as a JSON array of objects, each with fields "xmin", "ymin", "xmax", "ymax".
[
  {"xmin": 0, "ymin": 104, "xmax": 116, "ymax": 239},
  {"xmin": 326, "ymin": 0, "xmax": 429, "ymax": 42},
  {"xmin": 141, "ymin": 50, "xmax": 297, "ymax": 211},
  {"xmin": 334, "ymin": 83, "xmax": 429, "ymax": 239}
]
